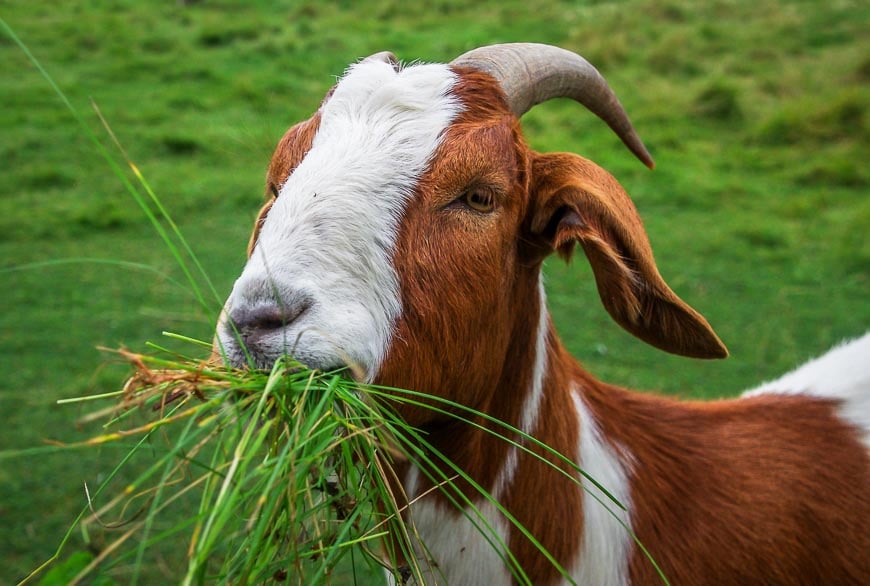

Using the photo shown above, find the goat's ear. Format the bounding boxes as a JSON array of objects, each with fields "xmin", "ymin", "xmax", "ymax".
[{"xmin": 528, "ymin": 152, "xmax": 728, "ymax": 359}]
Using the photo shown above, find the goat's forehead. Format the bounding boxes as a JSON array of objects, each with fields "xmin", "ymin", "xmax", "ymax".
[
  {"xmin": 270, "ymin": 61, "xmax": 463, "ymax": 197},
  {"xmin": 258, "ymin": 60, "xmax": 465, "ymax": 257}
]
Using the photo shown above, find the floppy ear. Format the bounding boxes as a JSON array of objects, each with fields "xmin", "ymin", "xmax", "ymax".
[{"xmin": 528, "ymin": 152, "xmax": 728, "ymax": 359}]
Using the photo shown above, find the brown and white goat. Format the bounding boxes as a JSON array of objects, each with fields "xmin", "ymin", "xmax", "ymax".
[{"xmin": 216, "ymin": 44, "xmax": 869, "ymax": 585}]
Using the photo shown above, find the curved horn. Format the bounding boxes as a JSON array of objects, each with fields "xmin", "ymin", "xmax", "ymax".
[{"xmin": 451, "ymin": 43, "xmax": 654, "ymax": 169}]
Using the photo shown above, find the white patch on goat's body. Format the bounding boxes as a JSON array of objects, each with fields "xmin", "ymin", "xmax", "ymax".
[
  {"xmin": 569, "ymin": 391, "xmax": 633, "ymax": 586},
  {"xmin": 220, "ymin": 59, "xmax": 461, "ymax": 377},
  {"xmin": 394, "ymin": 466, "xmax": 512, "ymax": 585},
  {"xmin": 743, "ymin": 332, "xmax": 870, "ymax": 447},
  {"xmin": 493, "ymin": 277, "xmax": 549, "ymax": 500}
]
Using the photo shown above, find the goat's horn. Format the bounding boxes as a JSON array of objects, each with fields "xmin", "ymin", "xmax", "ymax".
[
  {"xmin": 362, "ymin": 51, "xmax": 400, "ymax": 71},
  {"xmin": 451, "ymin": 43, "xmax": 654, "ymax": 169}
]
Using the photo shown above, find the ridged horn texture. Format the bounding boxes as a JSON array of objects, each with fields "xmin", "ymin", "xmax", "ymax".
[{"xmin": 451, "ymin": 43, "xmax": 655, "ymax": 169}]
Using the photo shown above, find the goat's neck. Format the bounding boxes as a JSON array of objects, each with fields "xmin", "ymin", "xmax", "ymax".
[
  {"xmin": 409, "ymin": 274, "xmax": 587, "ymax": 502},
  {"xmin": 399, "ymin": 274, "xmax": 612, "ymax": 582}
]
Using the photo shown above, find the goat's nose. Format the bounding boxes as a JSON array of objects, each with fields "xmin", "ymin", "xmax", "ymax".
[{"xmin": 226, "ymin": 297, "xmax": 312, "ymax": 340}]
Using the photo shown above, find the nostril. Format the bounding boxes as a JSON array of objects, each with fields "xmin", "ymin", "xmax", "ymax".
[
  {"xmin": 247, "ymin": 307, "xmax": 289, "ymax": 332},
  {"xmin": 253, "ymin": 311, "xmax": 285, "ymax": 331},
  {"xmin": 227, "ymin": 297, "xmax": 313, "ymax": 338}
]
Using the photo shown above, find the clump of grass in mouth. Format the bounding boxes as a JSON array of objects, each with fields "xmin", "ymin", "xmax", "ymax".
[{"xmin": 49, "ymin": 338, "xmax": 419, "ymax": 585}]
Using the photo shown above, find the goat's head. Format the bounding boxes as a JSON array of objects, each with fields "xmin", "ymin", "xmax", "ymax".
[{"xmin": 216, "ymin": 43, "xmax": 726, "ymax": 421}]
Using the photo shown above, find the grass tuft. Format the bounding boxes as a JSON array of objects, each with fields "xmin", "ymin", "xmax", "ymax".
[
  {"xmin": 754, "ymin": 89, "xmax": 867, "ymax": 146},
  {"xmin": 37, "ymin": 343, "xmax": 408, "ymax": 585},
  {"xmin": 693, "ymin": 79, "xmax": 743, "ymax": 122}
]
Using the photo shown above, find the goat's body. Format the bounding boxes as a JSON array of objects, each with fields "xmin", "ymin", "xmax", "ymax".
[
  {"xmin": 398, "ymin": 333, "xmax": 870, "ymax": 585},
  {"xmin": 217, "ymin": 46, "xmax": 869, "ymax": 584}
]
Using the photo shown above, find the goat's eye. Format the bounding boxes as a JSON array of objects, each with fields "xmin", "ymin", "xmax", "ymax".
[{"xmin": 462, "ymin": 188, "xmax": 495, "ymax": 213}]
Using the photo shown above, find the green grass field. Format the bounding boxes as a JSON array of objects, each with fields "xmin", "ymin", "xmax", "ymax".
[{"xmin": 1, "ymin": 0, "xmax": 867, "ymax": 582}]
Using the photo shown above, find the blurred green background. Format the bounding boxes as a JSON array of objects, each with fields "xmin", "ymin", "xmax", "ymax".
[{"xmin": 1, "ymin": 0, "xmax": 867, "ymax": 582}]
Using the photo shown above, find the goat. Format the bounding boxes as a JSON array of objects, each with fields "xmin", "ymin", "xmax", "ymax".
[{"xmin": 215, "ymin": 43, "xmax": 869, "ymax": 585}]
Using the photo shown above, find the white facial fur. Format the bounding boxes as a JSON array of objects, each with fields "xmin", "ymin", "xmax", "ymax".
[{"xmin": 218, "ymin": 59, "xmax": 461, "ymax": 377}]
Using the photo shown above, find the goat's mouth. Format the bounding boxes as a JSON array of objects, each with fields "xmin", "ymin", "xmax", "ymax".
[{"xmin": 214, "ymin": 323, "xmax": 366, "ymax": 380}]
